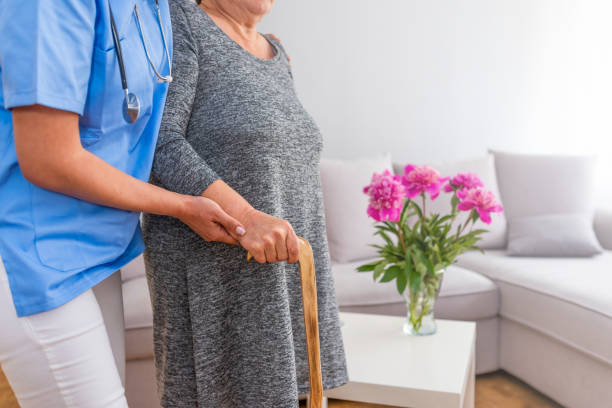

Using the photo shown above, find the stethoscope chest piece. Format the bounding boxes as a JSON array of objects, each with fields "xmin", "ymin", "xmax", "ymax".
[
  {"xmin": 109, "ymin": 0, "xmax": 172, "ymax": 124},
  {"xmin": 123, "ymin": 91, "xmax": 141, "ymax": 123},
  {"xmin": 156, "ymin": 75, "xmax": 173, "ymax": 84}
]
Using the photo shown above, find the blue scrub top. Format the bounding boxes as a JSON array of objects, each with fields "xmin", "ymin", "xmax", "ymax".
[{"xmin": 0, "ymin": 0, "xmax": 172, "ymax": 316}]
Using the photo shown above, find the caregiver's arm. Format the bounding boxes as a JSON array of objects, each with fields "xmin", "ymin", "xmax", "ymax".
[{"xmin": 12, "ymin": 105, "xmax": 244, "ymax": 245}]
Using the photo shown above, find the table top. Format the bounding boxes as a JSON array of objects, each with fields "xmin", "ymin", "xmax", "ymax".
[{"xmin": 325, "ymin": 312, "xmax": 476, "ymax": 407}]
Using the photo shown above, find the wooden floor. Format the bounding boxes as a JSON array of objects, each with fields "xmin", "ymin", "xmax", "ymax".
[
  {"xmin": 314, "ymin": 372, "xmax": 562, "ymax": 408},
  {"xmin": 0, "ymin": 368, "xmax": 18, "ymax": 408},
  {"xmin": 1, "ymin": 368, "xmax": 561, "ymax": 408}
]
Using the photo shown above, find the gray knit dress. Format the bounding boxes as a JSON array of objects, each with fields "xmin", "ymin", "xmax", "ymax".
[{"xmin": 141, "ymin": 1, "xmax": 348, "ymax": 407}]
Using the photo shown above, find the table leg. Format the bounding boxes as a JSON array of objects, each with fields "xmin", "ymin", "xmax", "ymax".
[{"xmin": 463, "ymin": 348, "xmax": 475, "ymax": 408}]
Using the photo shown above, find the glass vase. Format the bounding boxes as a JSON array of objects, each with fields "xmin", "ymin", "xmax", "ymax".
[{"xmin": 403, "ymin": 271, "xmax": 444, "ymax": 336}]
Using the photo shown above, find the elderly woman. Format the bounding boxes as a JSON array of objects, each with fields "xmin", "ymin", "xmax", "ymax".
[{"xmin": 142, "ymin": 0, "xmax": 348, "ymax": 406}]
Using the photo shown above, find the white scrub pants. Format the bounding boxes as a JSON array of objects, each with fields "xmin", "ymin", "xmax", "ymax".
[{"xmin": 0, "ymin": 257, "xmax": 128, "ymax": 408}]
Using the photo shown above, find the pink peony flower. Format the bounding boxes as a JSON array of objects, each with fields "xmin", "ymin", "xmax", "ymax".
[
  {"xmin": 363, "ymin": 170, "xmax": 406, "ymax": 222},
  {"xmin": 444, "ymin": 172, "xmax": 484, "ymax": 192},
  {"xmin": 457, "ymin": 187, "xmax": 503, "ymax": 224},
  {"xmin": 402, "ymin": 164, "xmax": 449, "ymax": 200}
]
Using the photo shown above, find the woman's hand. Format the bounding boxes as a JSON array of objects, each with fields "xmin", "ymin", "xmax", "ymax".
[
  {"xmin": 239, "ymin": 208, "xmax": 299, "ymax": 264},
  {"xmin": 178, "ymin": 196, "xmax": 246, "ymax": 245},
  {"xmin": 200, "ymin": 180, "xmax": 299, "ymax": 263}
]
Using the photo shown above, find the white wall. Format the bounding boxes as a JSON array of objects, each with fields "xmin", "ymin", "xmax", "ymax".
[{"xmin": 260, "ymin": 0, "xmax": 612, "ymax": 203}]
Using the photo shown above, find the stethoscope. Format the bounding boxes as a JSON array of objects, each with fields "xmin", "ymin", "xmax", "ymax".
[{"xmin": 109, "ymin": 0, "xmax": 172, "ymax": 124}]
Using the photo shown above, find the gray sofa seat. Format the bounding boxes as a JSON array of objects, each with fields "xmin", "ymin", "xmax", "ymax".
[{"xmin": 458, "ymin": 249, "xmax": 612, "ymax": 365}]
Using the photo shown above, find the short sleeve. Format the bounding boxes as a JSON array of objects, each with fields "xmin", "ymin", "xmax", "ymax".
[{"xmin": 0, "ymin": 0, "xmax": 96, "ymax": 114}]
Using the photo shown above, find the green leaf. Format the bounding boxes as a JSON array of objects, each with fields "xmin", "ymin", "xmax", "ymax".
[
  {"xmin": 356, "ymin": 260, "xmax": 380, "ymax": 272},
  {"xmin": 434, "ymin": 214, "xmax": 453, "ymax": 227},
  {"xmin": 409, "ymin": 268, "xmax": 421, "ymax": 293},
  {"xmin": 415, "ymin": 248, "xmax": 435, "ymax": 276},
  {"xmin": 376, "ymin": 223, "xmax": 399, "ymax": 237},
  {"xmin": 373, "ymin": 261, "xmax": 387, "ymax": 281},
  {"xmin": 375, "ymin": 230, "xmax": 395, "ymax": 248},
  {"xmin": 399, "ymin": 200, "xmax": 410, "ymax": 224},
  {"xmin": 399, "ymin": 260, "xmax": 412, "ymax": 294},
  {"xmin": 396, "ymin": 271, "xmax": 407, "ymax": 294},
  {"xmin": 383, "ymin": 220, "xmax": 394, "ymax": 229},
  {"xmin": 380, "ymin": 245, "xmax": 404, "ymax": 259},
  {"xmin": 411, "ymin": 200, "xmax": 423, "ymax": 219},
  {"xmin": 380, "ymin": 265, "xmax": 400, "ymax": 282},
  {"xmin": 469, "ymin": 245, "xmax": 485, "ymax": 254}
]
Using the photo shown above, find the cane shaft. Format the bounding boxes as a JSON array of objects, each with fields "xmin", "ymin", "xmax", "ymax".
[
  {"xmin": 297, "ymin": 238, "xmax": 323, "ymax": 408},
  {"xmin": 246, "ymin": 237, "xmax": 323, "ymax": 408}
]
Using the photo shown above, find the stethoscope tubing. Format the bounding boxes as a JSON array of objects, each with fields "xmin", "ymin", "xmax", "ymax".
[
  {"xmin": 134, "ymin": 0, "xmax": 173, "ymax": 83},
  {"xmin": 109, "ymin": 7, "xmax": 129, "ymax": 93}
]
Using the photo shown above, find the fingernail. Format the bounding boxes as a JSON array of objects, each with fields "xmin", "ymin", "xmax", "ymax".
[{"xmin": 236, "ymin": 226, "xmax": 246, "ymax": 236}]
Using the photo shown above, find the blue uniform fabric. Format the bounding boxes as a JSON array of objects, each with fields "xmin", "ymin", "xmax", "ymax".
[{"xmin": 0, "ymin": 0, "xmax": 172, "ymax": 316}]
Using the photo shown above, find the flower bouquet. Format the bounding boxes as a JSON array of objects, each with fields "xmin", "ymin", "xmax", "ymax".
[{"xmin": 358, "ymin": 165, "xmax": 503, "ymax": 335}]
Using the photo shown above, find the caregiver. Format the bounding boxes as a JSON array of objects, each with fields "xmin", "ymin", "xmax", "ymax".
[{"xmin": 0, "ymin": 1, "xmax": 290, "ymax": 407}]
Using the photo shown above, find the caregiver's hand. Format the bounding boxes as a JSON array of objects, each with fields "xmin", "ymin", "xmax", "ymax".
[
  {"xmin": 178, "ymin": 196, "xmax": 246, "ymax": 245},
  {"xmin": 239, "ymin": 209, "xmax": 300, "ymax": 264}
]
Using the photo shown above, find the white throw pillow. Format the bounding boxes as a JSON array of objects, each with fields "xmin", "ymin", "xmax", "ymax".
[
  {"xmin": 492, "ymin": 150, "xmax": 599, "ymax": 256},
  {"xmin": 320, "ymin": 154, "xmax": 393, "ymax": 263},
  {"xmin": 393, "ymin": 154, "xmax": 507, "ymax": 249},
  {"xmin": 508, "ymin": 214, "xmax": 603, "ymax": 257},
  {"xmin": 491, "ymin": 151, "xmax": 597, "ymax": 219}
]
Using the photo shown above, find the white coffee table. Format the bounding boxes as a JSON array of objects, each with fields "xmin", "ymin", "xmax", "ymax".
[{"xmin": 324, "ymin": 312, "xmax": 475, "ymax": 408}]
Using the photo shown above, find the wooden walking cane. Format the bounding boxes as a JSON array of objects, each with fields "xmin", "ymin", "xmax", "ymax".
[{"xmin": 247, "ymin": 237, "xmax": 324, "ymax": 408}]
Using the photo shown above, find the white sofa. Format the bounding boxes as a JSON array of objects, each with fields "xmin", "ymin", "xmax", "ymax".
[
  {"xmin": 457, "ymin": 239, "xmax": 612, "ymax": 408},
  {"xmin": 333, "ymin": 208, "xmax": 612, "ymax": 408},
  {"xmin": 325, "ymin": 152, "xmax": 612, "ymax": 408},
  {"xmin": 120, "ymin": 154, "xmax": 612, "ymax": 408}
]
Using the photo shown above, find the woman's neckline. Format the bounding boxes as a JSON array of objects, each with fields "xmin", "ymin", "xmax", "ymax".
[{"xmin": 195, "ymin": 4, "xmax": 280, "ymax": 64}]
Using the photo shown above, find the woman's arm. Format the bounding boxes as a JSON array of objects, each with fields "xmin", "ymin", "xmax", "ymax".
[{"xmin": 12, "ymin": 105, "xmax": 245, "ymax": 245}]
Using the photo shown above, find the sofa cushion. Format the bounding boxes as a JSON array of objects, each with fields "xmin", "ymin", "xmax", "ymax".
[
  {"xmin": 507, "ymin": 213, "xmax": 603, "ymax": 257},
  {"xmin": 320, "ymin": 154, "xmax": 393, "ymax": 263},
  {"xmin": 123, "ymin": 276, "xmax": 154, "ymax": 360},
  {"xmin": 457, "ymin": 249, "xmax": 612, "ymax": 364},
  {"xmin": 121, "ymin": 254, "xmax": 146, "ymax": 282},
  {"xmin": 491, "ymin": 151, "xmax": 597, "ymax": 219},
  {"xmin": 393, "ymin": 154, "xmax": 507, "ymax": 249},
  {"xmin": 435, "ymin": 264, "xmax": 500, "ymax": 321},
  {"xmin": 333, "ymin": 260, "xmax": 498, "ymax": 320},
  {"xmin": 595, "ymin": 208, "xmax": 612, "ymax": 250}
]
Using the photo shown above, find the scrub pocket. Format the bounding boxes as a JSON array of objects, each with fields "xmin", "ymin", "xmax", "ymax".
[
  {"xmin": 79, "ymin": 38, "xmax": 153, "ymax": 151},
  {"xmin": 31, "ymin": 185, "xmax": 138, "ymax": 271}
]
